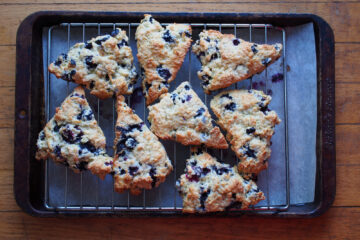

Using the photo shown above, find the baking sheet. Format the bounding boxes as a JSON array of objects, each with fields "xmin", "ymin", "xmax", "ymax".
[{"xmin": 41, "ymin": 21, "xmax": 316, "ymax": 210}]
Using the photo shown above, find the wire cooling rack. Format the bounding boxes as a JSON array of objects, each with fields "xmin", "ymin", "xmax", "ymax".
[{"xmin": 43, "ymin": 21, "xmax": 288, "ymax": 213}]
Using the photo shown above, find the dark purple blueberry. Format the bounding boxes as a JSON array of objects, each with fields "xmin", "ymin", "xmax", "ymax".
[
  {"xmin": 246, "ymin": 127, "xmax": 256, "ymax": 134},
  {"xmin": 61, "ymin": 53, "xmax": 68, "ymax": 60},
  {"xmin": 80, "ymin": 141, "xmax": 97, "ymax": 153},
  {"xmin": 258, "ymin": 102, "xmax": 269, "ymax": 114},
  {"xmin": 200, "ymin": 189, "xmax": 210, "ymax": 210},
  {"xmin": 53, "ymin": 122, "xmax": 61, "ymax": 132},
  {"xmin": 61, "ymin": 127, "xmax": 78, "ymax": 143},
  {"xmin": 210, "ymin": 53, "xmax": 219, "ymax": 61},
  {"xmin": 224, "ymin": 102, "xmax": 236, "ymax": 111},
  {"xmin": 128, "ymin": 166, "xmax": 139, "ymax": 176},
  {"xmin": 70, "ymin": 93, "xmax": 85, "ymax": 99},
  {"xmin": 149, "ymin": 167, "xmax": 157, "ymax": 188},
  {"xmin": 75, "ymin": 161, "xmax": 88, "ymax": 171},
  {"xmin": 95, "ymin": 35, "xmax": 110, "ymax": 45},
  {"xmin": 184, "ymin": 84, "xmax": 190, "ymax": 90},
  {"xmin": 170, "ymin": 93, "xmax": 177, "ymax": 104},
  {"xmin": 248, "ymin": 89, "xmax": 253, "ymax": 94},
  {"xmin": 105, "ymin": 161, "xmax": 113, "ymax": 166},
  {"xmin": 89, "ymin": 81, "xmax": 95, "ymax": 89},
  {"xmin": 205, "ymin": 37, "xmax": 211, "ymax": 42},
  {"xmin": 39, "ymin": 131, "xmax": 45, "ymax": 140},
  {"xmin": 157, "ymin": 66, "xmax": 171, "ymax": 81},
  {"xmin": 77, "ymin": 109, "xmax": 93, "ymax": 121},
  {"xmin": 202, "ymin": 167, "xmax": 210, "ymax": 175},
  {"xmin": 85, "ymin": 42, "xmax": 92, "ymax": 49},
  {"xmin": 149, "ymin": 16, "xmax": 154, "ymax": 23},
  {"xmin": 271, "ymin": 73, "xmax": 284, "ymax": 83},
  {"xmin": 215, "ymin": 167, "xmax": 230, "ymax": 175},
  {"xmin": 125, "ymin": 137, "xmax": 138, "ymax": 150},
  {"xmin": 54, "ymin": 145, "xmax": 61, "ymax": 157},
  {"xmin": 162, "ymin": 30, "xmax": 175, "ymax": 43},
  {"xmin": 201, "ymin": 74, "xmax": 211, "ymax": 86},
  {"xmin": 190, "ymin": 160, "xmax": 197, "ymax": 166},
  {"xmin": 184, "ymin": 31, "xmax": 192, "ymax": 38},
  {"xmin": 186, "ymin": 174, "xmax": 199, "ymax": 182},
  {"xmin": 252, "ymin": 187, "xmax": 260, "ymax": 193},
  {"xmin": 243, "ymin": 145, "xmax": 256, "ymax": 158},
  {"xmin": 70, "ymin": 59, "xmax": 76, "ymax": 66},
  {"xmin": 119, "ymin": 168, "xmax": 126, "ymax": 175},
  {"xmin": 275, "ymin": 45, "xmax": 280, "ymax": 51},
  {"xmin": 220, "ymin": 93, "xmax": 232, "ymax": 100},
  {"xmin": 117, "ymin": 39, "xmax": 129, "ymax": 48},
  {"xmin": 54, "ymin": 59, "xmax": 62, "ymax": 66},
  {"xmin": 185, "ymin": 95, "xmax": 192, "ymax": 102},
  {"xmin": 105, "ymin": 74, "xmax": 110, "ymax": 81},
  {"xmin": 251, "ymin": 44, "xmax": 258, "ymax": 54},
  {"xmin": 61, "ymin": 70, "xmax": 76, "ymax": 82},
  {"xmin": 85, "ymin": 56, "xmax": 97, "ymax": 69},
  {"xmin": 262, "ymin": 57, "xmax": 272, "ymax": 66},
  {"xmin": 194, "ymin": 107, "xmax": 205, "ymax": 118},
  {"xmin": 197, "ymin": 51, "xmax": 205, "ymax": 59},
  {"xmin": 233, "ymin": 38, "xmax": 240, "ymax": 46},
  {"xmin": 111, "ymin": 28, "xmax": 119, "ymax": 37}
]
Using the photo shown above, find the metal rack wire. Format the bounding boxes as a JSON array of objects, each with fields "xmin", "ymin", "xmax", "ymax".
[{"xmin": 44, "ymin": 21, "xmax": 289, "ymax": 213}]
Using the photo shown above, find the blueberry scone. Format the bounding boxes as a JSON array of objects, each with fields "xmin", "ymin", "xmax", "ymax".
[
  {"xmin": 192, "ymin": 30, "xmax": 282, "ymax": 93},
  {"xmin": 135, "ymin": 14, "xmax": 192, "ymax": 105},
  {"xmin": 113, "ymin": 95, "xmax": 173, "ymax": 195},
  {"xmin": 148, "ymin": 81, "xmax": 228, "ymax": 149},
  {"xmin": 210, "ymin": 89, "xmax": 281, "ymax": 175},
  {"xmin": 48, "ymin": 28, "xmax": 137, "ymax": 99},
  {"xmin": 176, "ymin": 148, "xmax": 265, "ymax": 213},
  {"xmin": 36, "ymin": 87, "xmax": 113, "ymax": 179}
]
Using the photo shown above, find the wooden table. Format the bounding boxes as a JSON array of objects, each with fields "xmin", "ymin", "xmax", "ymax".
[{"xmin": 1, "ymin": 0, "xmax": 359, "ymax": 239}]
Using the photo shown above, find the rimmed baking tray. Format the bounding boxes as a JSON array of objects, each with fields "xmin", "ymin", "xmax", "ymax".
[{"xmin": 15, "ymin": 11, "xmax": 335, "ymax": 217}]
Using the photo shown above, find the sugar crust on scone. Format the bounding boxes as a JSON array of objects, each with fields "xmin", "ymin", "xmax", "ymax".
[
  {"xmin": 113, "ymin": 95, "xmax": 173, "ymax": 195},
  {"xmin": 210, "ymin": 89, "xmax": 281, "ymax": 175},
  {"xmin": 36, "ymin": 86, "xmax": 113, "ymax": 179},
  {"xmin": 148, "ymin": 81, "xmax": 228, "ymax": 149},
  {"xmin": 136, "ymin": 14, "xmax": 192, "ymax": 105},
  {"xmin": 192, "ymin": 30, "xmax": 282, "ymax": 93},
  {"xmin": 48, "ymin": 28, "xmax": 137, "ymax": 99}
]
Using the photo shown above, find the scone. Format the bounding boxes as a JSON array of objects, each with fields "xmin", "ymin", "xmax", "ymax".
[
  {"xmin": 148, "ymin": 81, "xmax": 228, "ymax": 149},
  {"xmin": 36, "ymin": 86, "xmax": 113, "ymax": 179},
  {"xmin": 210, "ymin": 89, "xmax": 281, "ymax": 175},
  {"xmin": 48, "ymin": 28, "xmax": 137, "ymax": 99},
  {"xmin": 192, "ymin": 30, "xmax": 282, "ymax": 93},
  {"xmin": 135, "ymin": 14, "xmax": 192, "ymax": 105},
  {"xmin": 113, "ymin": 95, "xmax": 173, "ymax": 195},
  {"xmin": 176, "ymin": 147, "xmax": 265, "ymax": 213}
]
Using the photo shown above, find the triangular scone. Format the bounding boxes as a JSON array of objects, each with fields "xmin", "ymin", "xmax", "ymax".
[
  {"xmin": 210, "ymin": 89, "xmax": 281, "ymax": 175},
  {"xmin": 192, "ymin": 30, "xmax": 282, "ymax": 93},
  {"xmin": 48, "ymin": 28, "xmax": 137, "ymax": 99},
  {"xmin": 148, "ymin": 81, "xmax": 228, "ymax": 149},
  {"xmin": 113, "ymin": 96, "xmax": 173, "ymax": 195},
  {"xmin": 135, "ymin": 14, "xmax": 192, "ymax": 105},
  {"xmin": 36, "ymin": 87, "xmax": 112, "ymax": 179},
  {"xmin": 176, "ymin": 147, "xmax": 265, "ymax": 213}
]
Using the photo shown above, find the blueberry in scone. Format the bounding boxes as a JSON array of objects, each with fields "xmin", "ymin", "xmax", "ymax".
[
  {"xmin": 210, "ymin": 89, "xmax": 281, "ymax": 175},
  {"xmin": 176, "ymin": 147, "xmax": 265, "ymax": 213},
  {"xmin": 48, "ymin": 28, "xmax": 137, "ymax": 99},
  {"xmin": 192, "ymin": 30, "xmax": 282, "ymax": 93},
  {"xmin": 36, "ymin": 86, "xmax": 113, "ymax": 179},
  {"xmin": 148, "ymin": 81, "xmax": 228, "ymax": 149},
  {"xmin": 113, "ymin": 95, "xmax": 173, "ymax": 195},
  {"xmin": 135, "ymin": 14, "xmax": 192, "ymax": 105}
]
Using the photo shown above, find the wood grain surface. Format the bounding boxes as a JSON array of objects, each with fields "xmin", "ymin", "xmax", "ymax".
[{"xmin": 1, "ymin": 0, "xmax": 359, "ymax": 239}]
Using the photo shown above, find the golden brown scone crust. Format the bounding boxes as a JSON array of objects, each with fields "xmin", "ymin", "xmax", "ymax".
[
  {"xmin": 48, "ymin": 28, "xmax": 137, "ymax": 99},
  {"xmin": 135, "ymin": 14, "xmax": 192, "ymax": 105},
  {"xmin": 36, "ymin": 86, "xmax": 112, "ymax": 180},
  {"xmin": 148, "ymin": 81, "xmax": 228, "ymax": 149},
  {"xmin": 210, "ymin": 89, "xmax": 281, "ymax": 175},
  {"xmin": 176, "ymin": 147, "xmax": 265, "ymax": 213},
  {"xmin": 113, "ymin": 96, "xmax": 173, "ymax": 195},
  {"xmin": 192, "ymin": 30, "xmax": 282, "ymax": 93}
]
